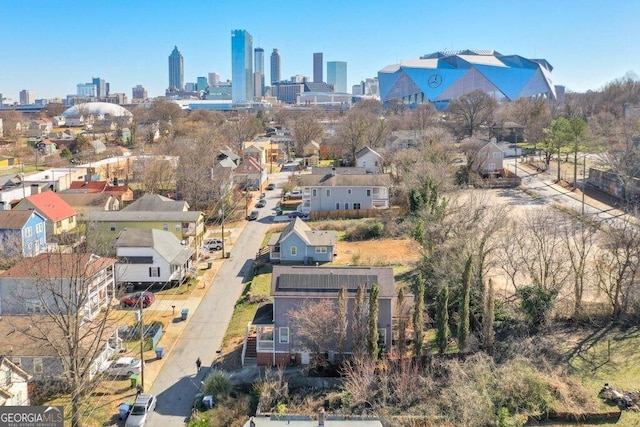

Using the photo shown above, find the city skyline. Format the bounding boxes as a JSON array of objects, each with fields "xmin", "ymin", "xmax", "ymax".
[{"xmin": 1, "ymin": 0, "xmax": 639, "ymax": 100}]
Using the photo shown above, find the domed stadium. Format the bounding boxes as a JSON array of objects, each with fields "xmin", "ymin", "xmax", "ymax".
[
  {"xmin": 378, "ymin": 49, "xmax": 556, "ymax": 109},
  {"xmin": 62, "ymin": 102, "xmax": 133, "ymax": 118}
]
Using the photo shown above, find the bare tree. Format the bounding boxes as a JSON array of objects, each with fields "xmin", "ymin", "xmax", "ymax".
[
  {"xmin": 396, "ymin": 287, "xmax": 410, "ymax": 362},
  {"xmin": 337, "ymin": 287, "xmax": 348, "ymax": 357},
  {"xmin": 222, "ymin": 113, "xmax": 262, "ymax": 153},
  {"xmin": 561, "ymin": 219, "xmax": 597, "ymax": 317},
  {"xmin": 286, "ymin": 299, "xmax": 338, "ymax": 367},
  {"xmin": 291, "ymin": 112, "xmax": 324, "ymax": 155},
  {"xmin": 351, "ymin": 283, "xmax": 368, "ymax": 359},
  {"xmin": 446, "ymin": 90, "xmax": 497, "ymax": 137}
]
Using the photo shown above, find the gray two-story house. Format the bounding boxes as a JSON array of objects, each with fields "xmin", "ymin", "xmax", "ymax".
[
  {"xmin": 267, "ymin": 218, "xmax": 337, "ymax": 264},
  {"xmin": 299, "ymin": 168, "xmax": 391, "ymax": 215},
  {"xmin": 244, "ymin": 265, "xmax": 395, "ymax": 367}
]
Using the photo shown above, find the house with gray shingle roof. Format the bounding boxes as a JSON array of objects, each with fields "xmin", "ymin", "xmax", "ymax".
[
  {"xmin": 267, "ymin": 218, "xmax": 336, "ymax": 264},
  {"xmin": 244, "ymin": 265, "xmax": 395, "ymax": 367},
  {"xmin": 114, "ymin": 228, "xmax": 194, "ymax": 290}
]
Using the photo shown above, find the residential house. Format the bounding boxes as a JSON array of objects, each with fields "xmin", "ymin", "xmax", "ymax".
[
  {"xmin": 217, "ymin": 149, "xmax": 242, "ymax": 170},
  {"xmin": 245, "ymin": 265, "xmax": 395, "ymax": 366},
  {"xmin": 26, "ymin": 119, "xmax": 53, "ymax": 139},
  {"xmin": 302, "ymin": 141, "xmax": 320, "ymax": 167},
  {"xmin": 496, "ymin": 141, "xmax": 522, "ymax": 158},
  {"xmin": 0, "ymin": 253, "xmax": 117, "ymax": 319},
  {"xmin": 267, "ymin": 218, "xmax": 336, "ymax": 264},
  {"xmin": 14, "ymin": 191, "xmax": 78, "ymax": 238},
  {"xmin": 0, "ymin": 210, "xmax": 47, "ymax": 257},
  {"xmin": 114, "ymin": 228, "xmax": 195, "ymax": 290},
  {"xmin": 242, "ymin": 142, "xmax": 267, "ymax": 164},
  {"xmin": 33, "ymin": 138, "xmax": 57, "ymax": 155},
  {"xmin": 19, "ymin": 167, "xmax": 88, "ymax": 192},
  {"xmin": 58, "ymin": 193, "xmax": 120, "ymax": 214},
  {"xmin": 234, "ymin": 157, "xmax": 266, "ymax": 191},
  {"xmin": 386, "ymin": 130, "xmax": 424, "ymax": 150},
  {"xmin": 299, "ymin": 168, "xmax": 391, "ymax": 214},
  {"xmin": 0, "ymin": 181, "xmax": 31, "ymax": 211},
  {"xmin": 64, "ymin": 114, "xmax": 85, "ymax": 127},
  {"xmin": 355, "ymin": 146, "xmax": 383, "ymax": 174},
  {"xmin": 0, "ymin": 155, "xmax": 18, "ymax": 168},
  {"xmin": 0, "ymin": 315, "xmax": 121, "ymax": 382},
  {"xmin": 0, "ymin": 357, "xmax": 31, "ymax": 406},
  {"xmin": 52, "ymin": 116, "xmax": 66, "ymax": 127},
  {"xmin": 88, "ymin": 139, "xmax": 107, "ymax": 154},
  {"xmin": 474, "ymin": 140, "xmax": 504, "ymax": 173},
  {"xmin": 65, "ymin": 180, "xmax": 134, "ymax": 203},
  {"xmin": 82, "ymin": 194, "xmax": 204, "ymax": 247}
]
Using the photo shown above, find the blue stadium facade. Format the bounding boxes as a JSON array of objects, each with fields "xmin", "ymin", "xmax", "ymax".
[{"xmin": 378, "ymin": 50, "xmax": 556, "ymax": 109}]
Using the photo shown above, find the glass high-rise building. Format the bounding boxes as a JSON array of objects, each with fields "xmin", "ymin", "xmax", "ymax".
[
  {"xmin": 168, "ymin": 46, "xmax": 184, "ymax": 90},
  {"xmin": 231, "ymin": 30, "xmax": 253, "ymax": 103},
  {"xmin": 313, "ymin": 53, "xmax": 323, "ymax": 83},
  {"xmin": 92, "ymin": 77, "xmax": 107, "ymax": 98},
  {"xmin": 327, "ymin": 61, "xmax": 347, "ymax": 93},
  {"xmin": 270, "ymin": 48, "xmax": 281, "ymax": 84},
  {"xmin": 254, "ymin": 47, "xmax": 265, "ymax": 97}
]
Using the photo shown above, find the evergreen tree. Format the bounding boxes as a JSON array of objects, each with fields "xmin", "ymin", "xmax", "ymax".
[
  {"xmin": 397, "ymin": 287, "xmax": 408, "ymax": 361},
  {"xmin": 457, "ymin": 255, "xmax": 472, "ymax": 352},
  {"xmin": 367, "ymin": 283, "xmax": 380, "ymax": 358},
  {"xmin": 412, "ymin": 274, "xmax": 425, "ymax": 357},
  {"xmin": 352, "ymin": 283, "xmax": 367, "ymax": 359},
  {"xmin": 436, "ymin": 286, "xmax": 450, "ymax": 354},
  {"xmin": 337, "ymin": 287, "xmax": 348, "ymax": 356},
  {"xmin": 483, "ymin": 278, "xmax": 495, "ymax": 351}
]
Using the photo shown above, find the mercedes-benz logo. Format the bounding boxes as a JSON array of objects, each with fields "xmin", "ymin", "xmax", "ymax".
[{"xmin": 428, "ymin": 74, "xmax": 442, "ymax": 88}]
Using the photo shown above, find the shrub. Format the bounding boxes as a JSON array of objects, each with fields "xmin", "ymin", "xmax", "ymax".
[
  {"xmin": 202, "ymin": 370, "xmax": 232, "ymax": 399},
  {"xmin": 344, "ymin": 219, "xmax": 384, "ymax": 241}
]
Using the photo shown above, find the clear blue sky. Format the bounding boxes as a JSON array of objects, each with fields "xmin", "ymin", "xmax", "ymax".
[{"xmin": 1, "ymin": 0, "xmax": 638, "ymax": 100}]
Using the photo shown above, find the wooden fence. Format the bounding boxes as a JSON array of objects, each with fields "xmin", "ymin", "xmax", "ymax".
[{"xmin": 310, "ymin": 209, "xmax": 388, "ymax": 221}]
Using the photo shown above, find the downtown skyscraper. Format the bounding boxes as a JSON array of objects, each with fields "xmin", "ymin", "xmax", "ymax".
[
  {"xmin": 270, "ymin": 48, "xmax": 281, "ymax": 84},
  {"xmin": 168, "ymin": 46, "xmax": 184, "ymax": 90},
  {"xmin": 327, "ymin": 61, "xmax": 347, "ymax": 93},
  {"xmin": 313, "ymin": 53, "xmax": 323, "ymax": 83},
  {"xmin": 231, "ymin": 30, "xmax": 253, "ymax": 103},
  {"xmin": 254, "ymin": 47, "xmax": 265, "ymax": 97}
]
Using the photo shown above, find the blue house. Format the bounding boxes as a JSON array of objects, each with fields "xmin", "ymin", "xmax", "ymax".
[
  {"xmin": 267, "ymin": 218, "xmax": 337, "ymax": 264},
  {"xmin": 0, "ymin": 210, "xmax": 47, "ymax": 258}
]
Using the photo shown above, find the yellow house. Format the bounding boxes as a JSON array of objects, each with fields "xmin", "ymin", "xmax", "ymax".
[{"xmin": 14, "ymin": 190, "xmax": 78, "ymax": 237}]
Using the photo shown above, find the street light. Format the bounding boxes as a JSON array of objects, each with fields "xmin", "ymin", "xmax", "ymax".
[{"xmin": 218, "ymin": 208, "xmax": 225, "ymax": 259}]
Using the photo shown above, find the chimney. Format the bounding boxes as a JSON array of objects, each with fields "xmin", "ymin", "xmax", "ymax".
[
  {"xmin": 318, "ymin": 408, "xmax": 325, "ymax": 426},
  {"xmin": 331, "ymin": 167, "xmax": 336, "ymax": 176}
]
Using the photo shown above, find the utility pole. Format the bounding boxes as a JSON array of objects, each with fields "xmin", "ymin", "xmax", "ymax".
[
  {"xmin": 139, "ymin": 302, "xmax": 145, "ymax": 392},
  {"xmin": 219, "ymin": 207, "xmax": 225, "ymax": 259}
]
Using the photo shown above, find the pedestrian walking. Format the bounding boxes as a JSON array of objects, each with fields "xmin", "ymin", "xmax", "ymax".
[{"xmin": 196, "ymin": 357, "xmax": 202, "ymax": 373}]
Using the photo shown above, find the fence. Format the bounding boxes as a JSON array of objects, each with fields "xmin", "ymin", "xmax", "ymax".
[{"xmin": 310, "ymin": 209, "xmax": 388, "ymax": 221}]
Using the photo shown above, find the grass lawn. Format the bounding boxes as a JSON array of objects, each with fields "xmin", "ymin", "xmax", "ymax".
[{"xmin": 155, "ymin": 277, "xmax": 198, "ymax": 298}]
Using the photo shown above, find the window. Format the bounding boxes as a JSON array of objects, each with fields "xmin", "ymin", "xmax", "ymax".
[
  {"xmin": 312, "ymin": 189, "xmax": 317, "ymax": 197},
  {"xmin": 366, "ymin": 189, "xmax": 371, "ymax": 197},
  {"xmin": 56, "ymin": 221, "xmax": 61, "ymax": 228},
  {"xmin": 27, "ymin": 242, "xmax": 33, "ymax": 250},
  {"xmin": 290, "ymin": 246, "xmax": 297, "ymax": 256},
  {"xmin": 335, "ymin": 202, "xmax": 340, "ymax": 210},
  {"xmin": 109, "ymin": 223, "xmax": 116, "ymax": 232},
  {"xmin": 315, "ymin": 247, "xmax": 327, "ymax": 254},
  {"xmin": 175, "ymin": 223, "xmax": 181, "ymax": 232},
  {"xmin": 24, "ymin": 227, "xmax": 32, "ymax": 237},
  {"xmin": 325, "ymin": 189, "xmax": 331, "ymax": 197},
  {"xmin": 36, "ymin": 223, "xmax": 44, "ymax": 233},
  {"xmin": 378, "ymin": 328, "xmax": 387, "ymax": 349},
  {"xmin": 354, "ymin": 203, "xmax": 361, "ymax": 210},
  {"xmin": 345, "ymin": 203, "xmax": 349, "ymax": 210},
  {"xmin": 162, "ymin": 223, "xmax": 168, "ymax": 231},
  {"xmin": 69, "ymin": 216, "xmax": 75, "ymax": 224},
  {"xmin": 3, "ymin": 369, "xmax": 10, "ymax": 386},
  {"xmin": 347, "ymin": 188, "xmax": 352, "ymax": 194},
  {"xmin": 493, "ymin": 152, "xmax": 501, "ymax": 158},
  {"xmin": 149, "ymin": 267, "xmax": 160, "ymax": 277},
  {"xmin": 279, "ymin": 327, "xmax": 289, "ymax": 343},
  {"xmin": 11, "ymin": 358, "xmax": 21, "ymax": 368},
  {"xmin": 33, "ymin": 358, "xmax": 43, "ymax": 374},
  {"xmin": 26, "ymin": 299, "xmax": 43, "ymax": 313}
]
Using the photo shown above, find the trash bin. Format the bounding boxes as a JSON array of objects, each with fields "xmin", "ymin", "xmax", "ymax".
[
  {"xmin": 129, "ymin": 374, "xmax": 139, "ymax": 389},
  {"xmin": 181, "ymin": 308, "xmax": 189, "ymax": 321},
  {"xmin": 203, "ymin": 395, "xmax": 214, "ymax": 409},
  {"xmin": 118, "ymin": 403, "xmax": 131, "ymax": 420},
  {"xmin": 207, "ymin": 260, "xmax": 212, "ymax": 269},
  {"xmin": 225, "ymin": 252, "xmax": 231, "ymax": 259},
  {"xmin": 126, "ymin": 284, "xmax": 134, "ymax": 293},
  {"xmin": 155, "ymin": 347, "xmax": 164, "ymax": 359}
]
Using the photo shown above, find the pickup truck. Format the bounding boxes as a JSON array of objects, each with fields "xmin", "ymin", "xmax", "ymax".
[{"xmin": 284, "ymin": 190, "xmax": 303, "ymax": 200}]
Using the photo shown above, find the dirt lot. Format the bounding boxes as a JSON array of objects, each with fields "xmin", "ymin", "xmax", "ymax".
[{"xmin": 333, "ymin": 238, "xmax": 421, "ymax": 266}]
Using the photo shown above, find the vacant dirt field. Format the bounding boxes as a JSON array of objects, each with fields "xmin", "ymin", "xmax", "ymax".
[{"xmin": 332, "ymin": 238, "xmax": 421, "ymax": 266}]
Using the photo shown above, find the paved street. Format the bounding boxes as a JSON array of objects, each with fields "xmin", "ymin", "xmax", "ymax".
[{"xmin": 145, "ymin": 167, "xmax": 292, "ymax": 426}]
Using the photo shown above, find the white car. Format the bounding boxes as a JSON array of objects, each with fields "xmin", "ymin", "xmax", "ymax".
[
  {"xmin": 106, "ymin": 356, "xmax": 143, "ymax": 377},
  {"xmin": 125, "ymin": 394, "xmax": 156, "ymax": 427},
  {"xmin": 203, "ymin": 238, "xmax": 223, "ymax": 251}
]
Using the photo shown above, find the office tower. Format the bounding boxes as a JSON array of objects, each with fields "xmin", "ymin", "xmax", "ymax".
[
  {"xmin": 92, "ymin": 77, "xmax": 107, "ymax": 97},
  {"xmin": 197, "ymin": 77, "xmax": 208, "ymax": 91},
  {"xmin": 168, "ymin": 46, "xmax": 184, "ymax": 90},
  {"xmin": 76, "ymin": 83, "xmax": 97, "ymax": 97},
  {"xmin": 185, "ymin": 82, "xmax": 196, "ymax": 91},
  {"xmin": 254, "ymin": 47, "xmax": 265, "ymax": 97},
  {"xmin": 208, "ymin": 72, "xmax": 220, "ymax": 86},
  {"xmin": 132, "ymin": 85, "xmax": 148, "ymax": 100},
  {"xmin": 19, "ymin": 90, "xmax": 36, "ymax": 105},
  {"xmin": 270, "ymin": 48, "xmax": 281, "ymax": 84},
  {"xmin": 313, "ymin": 53, "xmax": 323, "ymax": 83},
  {"xmin": 327, "ymin": 61, "xmax": 347, "ymax": 93},
  {"xmin": 231, "ymin": 30, "xmax": 253, "ymax": 103}
]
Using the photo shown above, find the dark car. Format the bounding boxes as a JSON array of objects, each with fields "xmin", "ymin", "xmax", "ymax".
[
  {"xmin": 256, "ymin": 199, "xmax": 267, "ymax": 208},
  {"xmin": 120, "ymin": 291, "xmax": 155, "ymax": 308},
  {"xmin": 288, "ymin": 211, "xmax": 308, "ymax": 219},
  {"xmin": 247, "ymin": 210, "xmax": 259, "ymax": 221},
  {"xmin": 266, "ymin": 183, "xmax": 276, "ymax": 190}
]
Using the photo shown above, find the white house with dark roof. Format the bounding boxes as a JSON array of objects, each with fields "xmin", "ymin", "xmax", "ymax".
[
  {"xmin": 299, "ymin": 167, "xmax": 391, "ymax": 214},
  {"xmin": 267, "ymin": 217, "xmax": 336, "ymax": 264},
  {"xmin": 0, "ymin": 356, "xmax": 31, "ymax": 406},
  {"xmin": 114, "ymin": 228, "xmax": 194, "ymax": 290},
  {"xmin": 355, "ymin": 146, "xmax": 383, "ymax": 174},
  {"xmin": 244, "ymin": 265, "xmax": 395, "ymax": 367}
]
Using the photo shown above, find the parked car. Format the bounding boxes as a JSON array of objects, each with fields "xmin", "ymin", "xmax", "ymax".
[
  {"xmin": 266, "ymin": 183, "xmax": 276, "ymax": 190},
  {"xmin": 203, "ymin": 238, "xmax": 223, "ymax": 251},
  {"xmin": 120, "ymin": 291, "xmax": 155, "ymax": 308},
  {"xmin": 256, "ymin": 199, "xmax": 267, "ymax": 208},
  {"xmin": 288, "ymin": 211, "xmax": 308, "ymax": 219},
  {"xmin": 247, "ymin": 210, "xmax": 259, "ymax": 221},
  {"xmin": 125, "ymin": 393, "xmax": 156, "ymax": 427},
  {"xmin": 106, "ymin": 357, "xmax": 143, "ymax": 377},
  {"xmin": 284, "ymin": 190, "xmax": 303, "ymax": 200}
]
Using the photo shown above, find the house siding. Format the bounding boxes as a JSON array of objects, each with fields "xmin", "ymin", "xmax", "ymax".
[
  {"xmin": 280, "ymin": 233, "xmax": 307, "ymax": 263},
  {"xmin": 88, "ymin": 218, "xmax": 204, "ymax": 246},
  {"xmin": 116, "ymin": 247, "xmax": 173, "ymax": 284},
  {"xmin": 304, "ymin": 185, "xmax": 388, "ymax": 212}
]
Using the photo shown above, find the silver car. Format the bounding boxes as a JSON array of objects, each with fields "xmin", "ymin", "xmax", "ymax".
[{"xmin": 125, "ymin": 394, "xmax": 156, "ymax": 427}]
